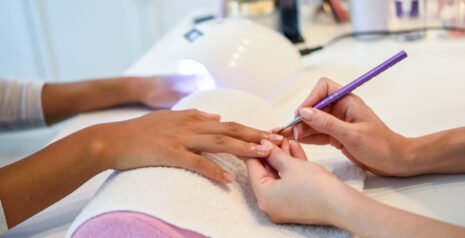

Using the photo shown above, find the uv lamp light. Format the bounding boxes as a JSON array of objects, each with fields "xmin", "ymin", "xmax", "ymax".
[{"xmin": 172, "ymin": 18, "xmax": 304, "ymax": 99}]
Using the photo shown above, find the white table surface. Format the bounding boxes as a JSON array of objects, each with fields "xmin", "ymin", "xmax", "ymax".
[{"xmin": 4, "ymin": 13, "xmax": 465, "ymax": 237}]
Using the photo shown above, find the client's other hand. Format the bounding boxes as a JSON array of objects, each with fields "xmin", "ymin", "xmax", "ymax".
[
  {"xmin": 90, "ymin": 109, "xmax": 283, "ymax": 184},
  {"xmin": 130, "ymin": 75, "xmax": 209, "ymax": 109},
  {"xmin": 246, "ymin": 139, "xmax": 346, "ymax": 225}
]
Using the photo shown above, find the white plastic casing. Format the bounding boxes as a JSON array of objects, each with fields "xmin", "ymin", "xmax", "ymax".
[{"xmin": 172, "ymin": 18, "xmax": 303, "ymax": 99}]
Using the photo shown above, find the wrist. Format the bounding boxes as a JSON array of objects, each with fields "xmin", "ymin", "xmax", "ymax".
[
  {"xmin": 326, "ymin": 183, "xmax": 363, "ymax": 228},
  {"xmin": 120, "ymin": 76, "xmax": 145, "ymax": 104}
]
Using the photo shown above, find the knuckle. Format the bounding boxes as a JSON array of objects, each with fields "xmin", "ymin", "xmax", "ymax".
[
  {"xmin": 224, "ymin": 121, "xmax": 241, "ymax": 132},
  {"xmin": 321, "ymin": 117, "xmax": 334, "ymax": 129},
  {"xmin": 212, "ymin": 135, "xmax": 227, "ymax": 145},
  {"xmin": 186, "ymin": 109, "xmax": 200, "ymax": 117}
]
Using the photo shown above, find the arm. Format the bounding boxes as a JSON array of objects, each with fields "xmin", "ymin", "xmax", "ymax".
[
  {"xmin": 0, "ymin": 109, "xmax": 281, "ymax": 228},
  {"xmin": 276, "ymin": 77, "xmax": 465, "ymax": 176},
  {"xmin": 0, "ymin": 126, "xmax": 103, "ymax": 228},
  {"xmin": 333, "ymin": 184, "xmax": 465, "ymax": 238},
  {"xmin": 406, "ymin": 128, "xmax": 465, "ymax": 175},
  {"xmin": 246, "ymin": 139, "xmax": 465, "ymax": 238},
  {"xmin": 42, "ymin": 75, "xmax": 194, "ymax": 125}
]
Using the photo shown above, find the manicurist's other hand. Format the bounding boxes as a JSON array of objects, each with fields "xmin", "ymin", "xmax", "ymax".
[
  {"xmin": 276, "ymin": 78, "xmax": 415, "ymax": 176},
  {"xmin": 246, "ymin": 139, "xmax": 348, "ymax": 225},
  {"xmin": 90, "ymin": 109, "xmax": 284, "ymax": 184}
]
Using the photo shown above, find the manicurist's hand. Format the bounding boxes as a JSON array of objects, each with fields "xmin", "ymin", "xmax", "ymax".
[
  {"xmin": 276, "ymin": 78, "xmax": 413, "ymax": 176},
  {"xmin": 246, "ymin": 139, "xmax": 346, "ymax": 225},
  {"xmin": 246, "ymin": 140, "xmax": 465, "ymax": 238},
  {"xmin": 92, "ymin": 109, "xmax": 283, "ymax": 184}
]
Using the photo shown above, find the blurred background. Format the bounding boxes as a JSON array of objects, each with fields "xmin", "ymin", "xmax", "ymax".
[
  {"xmin": 0, "ymin": 0, "xmax": 213, "ymax": 164},
  {"xmin": 1, "ymin": 0, "xmax": 464, "ymax": 164}
]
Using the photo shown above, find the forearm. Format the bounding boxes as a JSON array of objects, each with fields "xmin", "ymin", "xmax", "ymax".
[
  {"xmin": 0, "ymin": 126, "xmax": 106, "ymax": 228},
  {"xmin": 405, "ymin": 127, "xmax": 465, "ymax": 175},
  {"xmin": 42, "ymin": 77, "xmax": 137, "ymax": 124},
  {"xmin": 331, "ymin": 184, "xmax": 465, "ymax": 238}
]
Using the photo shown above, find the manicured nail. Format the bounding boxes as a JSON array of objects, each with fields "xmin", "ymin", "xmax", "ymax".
[
  {"xmin": 269, "ymin": 134, "xmax": 283, "ymax": 142},
  {"xmin": 224, "ymin": 172, "xmax": 234, "ymax": 183},
  {"xmin": 299, "ymin": 108, "xmax": 314, "ymax": 120},
  {"xmin": 293, "ymin": 127, "xmax": 299, "ymax": 141},
  {"xmin": 256, "ymin": 143, "xmax": 270, "ymax": 153},
  {"xmin": 261, "ymin": 139, "xmax": 274, "ymax": 148}
]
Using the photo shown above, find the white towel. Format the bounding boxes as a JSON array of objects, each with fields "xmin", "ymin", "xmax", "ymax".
[{"xmin": 67, "ymin": 89, "xmax": 365, "ymax": 238}]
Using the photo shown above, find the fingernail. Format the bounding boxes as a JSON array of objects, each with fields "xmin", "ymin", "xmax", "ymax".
[
  {"xmin": 261, "ymin": 139, "xmax": 274, "ymax": 148},
  {"xmin": 256, "ymin": 143, "xmax": 270, "ymax": 153},
  {"xmin": 299, "ymin": 108, "xmax": 313, "ymax": 120},
  {"xmin": 293, "ymin": 127, "xmax": 299, "ymax": 141},
  {"xmin": 269, "ymin": 134, "xmax": 283, "ymax": 142},
  {"xmin": 224, "ymin": 172, "xmax": 234, "ymax": 183}
]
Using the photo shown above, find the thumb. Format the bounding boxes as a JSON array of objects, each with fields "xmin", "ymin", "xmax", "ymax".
[
  {"xmin": 299, "ymin": 107, "xmax": 351, "ymax": 142},
  {"xmin": 262, "ymin": 140, "xmax": 291, "ymax": 174}
]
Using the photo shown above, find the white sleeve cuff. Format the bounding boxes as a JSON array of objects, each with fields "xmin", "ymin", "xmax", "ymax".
[{"xmin": 0, "ymin": 79, "xmax": 46, "ymax": 131}]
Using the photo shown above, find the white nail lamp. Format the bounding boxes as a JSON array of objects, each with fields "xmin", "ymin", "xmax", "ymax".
[{"xmin": 172, "ymin": 18, "xmax": 304, "ymax": 99}]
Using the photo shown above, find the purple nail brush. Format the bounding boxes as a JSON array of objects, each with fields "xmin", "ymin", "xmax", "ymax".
[{"xmin": 277, "ymin": 50, "xmax": 408, "ymax": 133}]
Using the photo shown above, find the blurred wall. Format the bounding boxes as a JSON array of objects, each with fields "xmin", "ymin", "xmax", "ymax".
[
  {"xmin": 0, "ymin": 0, "xmax": 212, "ymax": 164},
  {"xmin": 0, "ymin": 0, "xmax": 212, "ymax": 82}
]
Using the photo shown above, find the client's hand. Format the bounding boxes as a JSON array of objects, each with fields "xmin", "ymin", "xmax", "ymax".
[
  {"xmin": 276, "ymin": 78, "xmax": 413, "ymax": 176},
  {"xmin": 91, "ymin": 109, "xmax": 283, "ymax": 184},
  {"xmin": 246, "ymin": 139, "xmax": 346, "ymax": 225}
]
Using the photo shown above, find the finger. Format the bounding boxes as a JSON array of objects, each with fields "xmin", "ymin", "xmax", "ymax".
[
  {"xmin": 297, "ymin": 133, "xmax": 331, "ymax": 145},
  {"xmin": 293, "ymin": 122, "xmax": 321, "ymax": 140},
  {"xmin": 280, "ymin": 138, "xmax": 290, "ymax": 155},
  {"xmin": 300, "ymin": 77, "xmax": 343, "ymax": 108},
  {"xmin": 198, "ymin": 121, "xmax": 279, "ymax": 144},
  {"xmin": 182, "ymin": 152, "xmax": 234, "ymax": 184},
  {"xmin": 246, "ymin": 158, "xmax": 276, "ymax": 190},
  {"xmin": 289, "ymin": 140, "xmax": 308, "ymax": 161},
  {"xmin": 186, "ymin": 134, "xmax": 272, "ymax": 158},
  {"xmin": 299, "ymin": 107, "xmax": 351, "ymax": 142},
  {"xmin": 263, "ymin": 140, "xmax": 291, "ymax": 173}
]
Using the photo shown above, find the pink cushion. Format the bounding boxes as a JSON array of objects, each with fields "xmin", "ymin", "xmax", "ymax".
[{"xmin": 72, "ymin": 211, "xmax": 208, "ymax": 238}]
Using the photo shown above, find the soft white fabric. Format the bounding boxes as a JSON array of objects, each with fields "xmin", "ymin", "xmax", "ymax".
[
  {"xmin": 67, "ymin": 89, "xmax": 365, "ymax": 238},
  {"xmin": 0, "ymin": 79, "xmax": 46, "ymax": 131}
]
